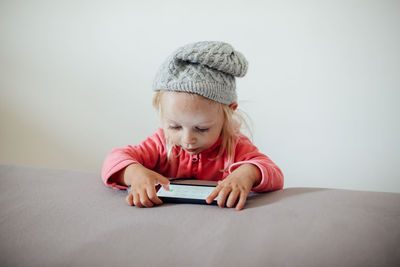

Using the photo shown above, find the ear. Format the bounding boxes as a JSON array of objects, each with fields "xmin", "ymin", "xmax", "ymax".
[{"xmin": 229, "ymin": 102, "xmax": 238, "ymax": 111}]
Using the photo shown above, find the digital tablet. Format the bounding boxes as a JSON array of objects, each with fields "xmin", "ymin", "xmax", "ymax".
[
  {"xmin": 127, "ymin": 179, "xmax": 218, "ymax": 205},
  {"xmin": 157, "ymin": 183, "xmax": 218, "ymax": 205}
]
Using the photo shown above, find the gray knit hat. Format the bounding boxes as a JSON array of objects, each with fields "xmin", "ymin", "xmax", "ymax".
[{"xmin": 153, "ymin": 41, "xmax": 248, "ymax": 105}]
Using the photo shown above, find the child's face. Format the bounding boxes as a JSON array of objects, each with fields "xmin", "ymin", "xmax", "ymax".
[{"xmin": 161, "ymin": 92, "xmax": 224, "ymax": 155}]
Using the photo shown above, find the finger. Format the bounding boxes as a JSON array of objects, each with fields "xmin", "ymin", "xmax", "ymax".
[
  {"xmin": 206, "ymin": 187, "xmax": 221, "ymax": 204},
  {"xmin": 126, "ymin": 194, "xmax": 134, "ymax": 206},
  {"xmin": 139, "ymin": 190, "xmax": 154, "ymax": 207},
  {"xmin": 235, "ymin": 192, "xmax": 249, "ymax": 211},
  {"xmin": 133, "ymin": 192, "xmax": 144, "ymax": 208},
  {"xmin": 157, "ymin": 177, "xmax": 170, "ymax": 191},
  {"xmin": 226, "ymin": 189, "xmax": 239, "ymax": 208},
  {"xmin": 217, "ymin": 188, "xmax": 231, "ymax": 208},
  {"xmin": 161, "ymin": 183, "xmax": 170, "ymax": 191},
  {"xmin": 146, "ymin": 186, "xmax": 163, "ymax": 205}
]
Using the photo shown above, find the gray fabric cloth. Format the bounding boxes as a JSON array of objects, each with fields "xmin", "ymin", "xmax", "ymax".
[
  {"xmin": 0, "ymin": 164, "xmax": 399, "ymax": 267},
  {"xmin": 153, "ymin": 41, "xmax": 248, "ymax": 105}
]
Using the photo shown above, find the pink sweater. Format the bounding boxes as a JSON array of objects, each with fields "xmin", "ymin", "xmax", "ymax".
[{"xmin": 102, "ymin": 128, "xmax": 284, "ymax": 192}]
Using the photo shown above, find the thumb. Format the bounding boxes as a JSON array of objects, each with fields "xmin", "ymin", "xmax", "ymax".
[{"xmin": 156, "ymin": 176, "xmax": 170, "ymax": 191}]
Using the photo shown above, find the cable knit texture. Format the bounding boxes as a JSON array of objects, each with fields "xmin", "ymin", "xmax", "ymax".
[{"xmin": 153, "ymin": 41, "xmax": 248, "ymax": 105}]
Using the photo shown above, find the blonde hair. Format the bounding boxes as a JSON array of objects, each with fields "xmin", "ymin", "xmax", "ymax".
[{"xmin": 152, "ymin": 91, "xmax": 251, "ymax": 171}]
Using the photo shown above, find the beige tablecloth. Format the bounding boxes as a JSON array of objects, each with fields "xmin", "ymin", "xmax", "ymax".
[{"xmin": 0, "ymin": 164, "xmax": 399, "ymax": 266}]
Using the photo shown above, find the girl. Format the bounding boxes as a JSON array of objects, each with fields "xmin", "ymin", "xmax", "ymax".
[{"xmin": 101, "ymin": 41, "xmax": 284, "ymax": 210}]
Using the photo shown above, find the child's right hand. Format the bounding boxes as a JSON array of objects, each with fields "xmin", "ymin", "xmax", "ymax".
[{"xmin": 123, "ymin": 164, "xmax": 170, "ymax": 208}]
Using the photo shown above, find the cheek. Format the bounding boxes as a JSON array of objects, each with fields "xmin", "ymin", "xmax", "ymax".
[
  {"xmin": 212, "ymin": 123, "xmax": 224, "ymax": 138},
  {"xmin": 167, "ymin": 130, "xmax": 181, "ymax": 144},
  {"xmin": 163, "ymin": 127, "xmax": 173, "ymax": 141},
  {"xmin": 205, "ymin": 131, "xmax": 220, "ymax": 145}
]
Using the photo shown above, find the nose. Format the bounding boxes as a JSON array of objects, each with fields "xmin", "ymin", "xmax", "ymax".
[{"xmin": 182, "ymin": 130, "xmax": 196, "ymax": 146}]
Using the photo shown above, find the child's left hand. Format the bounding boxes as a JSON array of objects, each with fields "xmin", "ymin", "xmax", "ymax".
[{"xmin": 206, "ymin": 164, "xmax": 261, "ymax": 211}]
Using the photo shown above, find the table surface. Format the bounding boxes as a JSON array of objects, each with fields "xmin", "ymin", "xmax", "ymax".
[{"xmin": 0, "ymin": 164, "xmax": 399, "ymax": 267}]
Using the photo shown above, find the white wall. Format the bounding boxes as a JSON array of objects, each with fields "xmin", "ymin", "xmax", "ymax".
[{"xmin": 1, "ymin": 0, "xmax": 399, "ymax": 193}]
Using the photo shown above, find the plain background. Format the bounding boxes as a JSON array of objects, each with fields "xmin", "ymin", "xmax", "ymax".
[{"xmin": 1, "ymin": 0, "xmax": 399, "ymax": 193}]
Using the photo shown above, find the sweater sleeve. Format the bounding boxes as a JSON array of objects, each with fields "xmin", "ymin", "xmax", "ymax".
[
  {"xmin": 228, "ymin": 135, "xmax": 284, "ymax": 193},
  {"xmin": 101, "ymin": 129, "xmax": 167, "ymax": 189}
]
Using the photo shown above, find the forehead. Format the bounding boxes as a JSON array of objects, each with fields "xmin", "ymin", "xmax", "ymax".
[{"xmin": 161, "ymin": 92, "xmax": 222, "ymax": 123}]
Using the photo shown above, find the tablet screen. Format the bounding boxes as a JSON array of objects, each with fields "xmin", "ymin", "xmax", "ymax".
[{"xmin": 157, "ymin": 184, "xmax": 217, "ymax": 201}]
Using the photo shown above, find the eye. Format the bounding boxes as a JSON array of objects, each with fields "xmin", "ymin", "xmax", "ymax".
[
  {"xmin": 195, "ymin": 127, "xmax": 209, "ymax": 133},
  {"xmin": 168, "ymin": 125, "xmax": 181, "ymax": 130}
]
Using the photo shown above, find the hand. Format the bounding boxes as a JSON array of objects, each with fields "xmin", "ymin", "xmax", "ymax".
[
  {"xmin": 206, "ymin": 164, "xmax": 261, "ymax": 211},
  {"xmin": 124, "ymin": 164, "xmax": 170, "ymax": 208}
]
